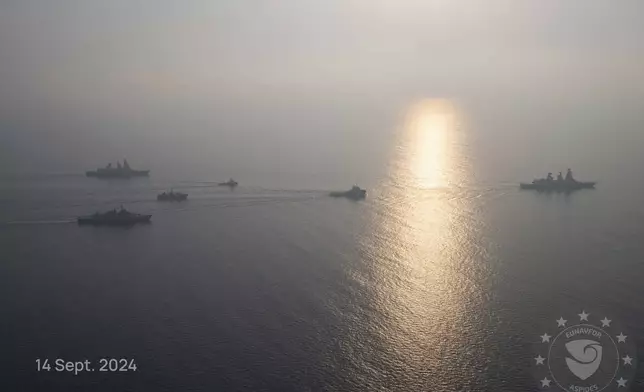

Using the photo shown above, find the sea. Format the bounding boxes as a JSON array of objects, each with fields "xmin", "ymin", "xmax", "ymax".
[{"xmin": 2, "ymin": 99, "xmax": 644, "ymax": 391}]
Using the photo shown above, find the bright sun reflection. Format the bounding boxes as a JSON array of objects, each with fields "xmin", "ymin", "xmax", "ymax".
[
  {"xmin": 404, "ymin": 99, "xmax": 460, "ymax": 188},
  {"xmin": 359, "ymin": 98, "xmax": 485, "ymax": 388}
]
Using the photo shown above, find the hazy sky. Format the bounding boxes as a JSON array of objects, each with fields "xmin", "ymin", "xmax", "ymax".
[{"xmin": 1, "ymin": 0, "xmax": 644, "ymax": 175}]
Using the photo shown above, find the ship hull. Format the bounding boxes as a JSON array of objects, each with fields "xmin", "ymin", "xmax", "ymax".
[
  {"xmin": 329, "ymin": 190, "xmax": 367, "ymax": 200},
  {"xmin": 520, "ymin": 181, "xmax": 596, "ymax": 192},
  {"xmin": 86, "ymin": 170, "xmax": 149, "ymax": 178},
  {"xmin": 157, "ymin": 194, "xmax": 188, "ymax": 201},
  {"xmin": 77, "ymin": 215, "xmax": 152, "ymax": 226}
]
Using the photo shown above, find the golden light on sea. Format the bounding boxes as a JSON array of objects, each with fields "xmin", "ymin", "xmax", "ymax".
[
  {"xmin": 396, "ymin": 98, "xmax": 463, "ymax": 189},
  {"xmin": 359, "ymin": 98, "xmax": 487, "ymax": 389}
]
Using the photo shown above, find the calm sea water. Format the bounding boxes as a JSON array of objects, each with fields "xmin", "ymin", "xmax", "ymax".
[{"xmin": 2, "ymin": 100, "xmax": 644, "ymax": 391}]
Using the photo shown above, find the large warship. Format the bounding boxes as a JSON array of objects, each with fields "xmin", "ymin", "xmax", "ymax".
[
  {"xmin": 77, "ymin": 206, "xmax": 152, "ymax": 226},
  {"xmin": 86, "ymin": 159, "xmax": 149, "ymax": 178},
  {"xmin": 520, "ymin": 169, "xmax": 596, "ymax": 192}
]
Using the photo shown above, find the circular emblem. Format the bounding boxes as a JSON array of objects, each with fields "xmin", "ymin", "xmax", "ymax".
[{"xmin": 531, "ymin": 309, "xmax": 637, "ymax": 391}]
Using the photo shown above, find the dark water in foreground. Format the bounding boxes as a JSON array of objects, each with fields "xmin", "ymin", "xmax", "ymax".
[{"xmin": 3, "ymin": 105, "xmax": 644, "ymax": 391}]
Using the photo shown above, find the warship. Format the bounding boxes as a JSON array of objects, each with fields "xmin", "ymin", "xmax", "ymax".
[
  {"xmin": 329, "ymin": 186, "xmax": 367, "ymax": 200},
  {"xmin": 520, "ymin": 169, "xmax": 596, "ymax": 192},
  {"xmin": 157, "ymin": 190, "xmax": 188, "ymax": 201},
  {"xmin": 218, "ymin": 178, "xmax": 239, "ymax": 187},
  {"xmin": 86, "ymin": 159, "xmax": 149, "ymax": 178},
  {"xmin": 77, "ymin": 206, "xmax": 152, "ymax": 226}
]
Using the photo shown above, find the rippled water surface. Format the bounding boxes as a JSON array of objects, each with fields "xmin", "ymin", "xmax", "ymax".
[{"xmin": 2, "ymin": 100, "xmax": 644, "ymax": 391}]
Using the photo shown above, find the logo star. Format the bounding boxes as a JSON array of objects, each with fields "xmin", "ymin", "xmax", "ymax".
[
  {"xmin": 578, "ymin": 310, "xmax": 590, "ymax": 321},
  {"xmin": 616, "ymin": 377, "xmax": 628, "ymax": 387},
  {"xmin": 541, "ymin": 333, "xmax": 552, "ymax": 343},
  {"xmin": 622, "ymin": 355, "xmax": 633, "ymax": 366},
  {"xmin": 556, "ymin": 317, "xmax": 567, "ymax": 327},
  {"xmin": 535, "ymin": 355, "xmax": 545, "ymax": 365},
  {"xmin": 540, "ymin": 377, "xmax": 552, "ymax": 388},
  {"xmin": 601, "ymin": 317, "xmax": 612, "ymax": 327},
  {"xmin": 617, "ymin": 333, "xmax": 627, "ymax": 343}
]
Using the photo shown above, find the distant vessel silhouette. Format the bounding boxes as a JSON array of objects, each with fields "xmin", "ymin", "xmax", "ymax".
[
  {"xmin": 218, "ymin": 178, "xmax": 238, "ymax": 187},
  {"xmin": 329, "ymin": 186, "xmax": 367, "ymax": 200},
  {"xmin": 86, "ymin": 159, "xmax": 149, "ymax": 178},
  {"xmin": 157, "ymin": 190, "xmax": 188, "ymax": 202},
  {"xmin": 77, "ymin": 206, "xmax": 151, "ymax": 226},
  {"xmin": 520, "ymin": 169, "xmax": 596, "ymax": 192}
]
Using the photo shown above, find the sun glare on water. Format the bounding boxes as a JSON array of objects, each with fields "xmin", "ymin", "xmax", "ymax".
[
  {"xmin": 358, "ymin": 98, "xmax": 487, "ymax": 389},
  {"xmin": 404, "ymin": 99, "xmax": 461, "ymax": 188}
]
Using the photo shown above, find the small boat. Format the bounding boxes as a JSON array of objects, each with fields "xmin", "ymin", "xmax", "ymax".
[
  {"xmin": 77, "ymin": 206, "xmax": 152, "ymax": 226},
  {"xmin": 86, "ymin": 159, "xmax": 149, "ymax": 179},
  {"xmin": 329, "ymin": 186, "xmax": 367, "ymax": 200},
  {"xmin": 157, "ymin": 190, "xmax": 188, "ymax": 202},
  {"xmin": 218, "ymin": 178, "xmax": 239, "ymax": 187}
]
